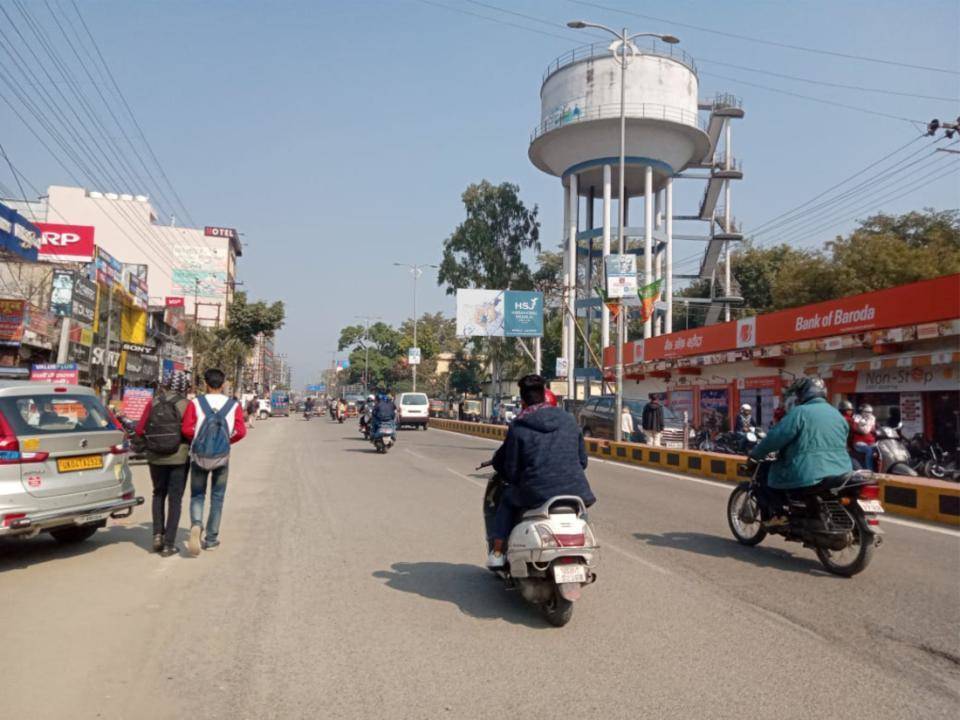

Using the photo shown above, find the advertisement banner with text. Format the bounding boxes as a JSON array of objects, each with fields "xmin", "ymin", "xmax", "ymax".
[{"xmin": 36, "ymin": 223, "xmax": 95, "ymax": 262}]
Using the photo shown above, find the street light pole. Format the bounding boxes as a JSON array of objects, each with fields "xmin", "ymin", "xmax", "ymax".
[
  {"xmin": 567, "ymin": 20, "xmax": 679, "ymax": 441},
  {"xmin": 394, "ymin": 262, "xmax": 438, "ymax": 392},
  {"xmin": 355, "ymin": 314, "xmax": 381, "ymax": 394}
]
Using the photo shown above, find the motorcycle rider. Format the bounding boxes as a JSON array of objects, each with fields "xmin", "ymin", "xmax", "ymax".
[
  {"xmin": 304, "ymin": 396, "xmax": 315, "ymax": 417},
  {"xmin": 360, "ymin": 394, "xmax": 376, "ymax": 433},
  {"xmin": 747, "ymin": 376, "xmax": 852, "ymax": 527},
  {"xmin": 487, "ymin": 374, "xmax": 595, "ymax": 568},
  {"xmin": 851, "ymin": 404, "xmax": 878, "ymax": 471},
  {"xmin": 372, "ymin": 391, "xmax": 397, "ymax": 434},
  {"xmin": 734, "ymin": 404, "xmax": 754, "ymax": 433}
]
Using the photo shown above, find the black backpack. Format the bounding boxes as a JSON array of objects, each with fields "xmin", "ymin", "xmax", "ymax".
[{"xmin": 144, "ymin": 393, "xmax": 184, "ymax": 455}]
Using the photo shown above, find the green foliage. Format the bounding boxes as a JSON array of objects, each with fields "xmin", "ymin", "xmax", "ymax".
[
  {"xmin": 227, "ymin": 291, "xmax": 285, "ymax": 347},
  {"xmin": 438, "ymin": 180, "xmax": 541, "ymax": 294},
  {"xmin": 448, "ymin": 349, "xmax": 484, "ymax": 395}
]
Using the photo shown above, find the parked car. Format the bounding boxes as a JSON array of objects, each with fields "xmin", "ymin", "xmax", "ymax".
[
  {"xmin": 0, "ymin": 382, "xmax": 143, "ymax": 543},
  {"xmin": 257, "ymin": 398, "xmax": 271, "ymax": 419},
  {"xmin": 398, "ymin": 392, "xmax": 429, "ymax": 430},
  {"xmin": 577, "ymin": 396, "xmax": 686, "ymax": 447}
]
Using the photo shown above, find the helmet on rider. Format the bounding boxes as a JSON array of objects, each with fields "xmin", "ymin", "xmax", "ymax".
[
  {"xmin": 544, "ymin": 388, "xmax": 559, "ymax": 407},
  {"xmin": 858, "ymin": 403, "xmax": 874, "ymax": 415},
  {"xmin": 838, "ymin": 400, "xmax": 854, "ymax": 413},
  {"xmin": 367, "ymin": 394, "xmax": 375, "ymax": 402},
  {"xmin": 740, "ymin": 403, "xmax": 752, "ymax": 415},
  {"xmin": 794, "ymin": 376, "xmax": 827, "ymax": 405}
]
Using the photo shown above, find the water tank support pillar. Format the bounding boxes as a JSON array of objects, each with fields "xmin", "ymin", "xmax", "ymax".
[
  {"xmin": 585, "ymin": 185, "xmax": 595, "ymax": 395},
  {"xmin": 567, "ymin": 172, "xmax": 579, "ymax": 394},
  {"xmin": 665, "ymin": 176, "xmax": 674, "ymax": 334},
  {"xmin": 644, "ymin": 165, "xmax": 653, "ymax": 339},
  {"xmin": 601, "ymin": 164, "xmax": 612, "ymax": 350},
  {"xmin": 653, "ymin": 189, "xmax": 663, "ymax": 337},
  {"xmin": 561, "ymin": 180, "xmax": 569, "ymax": 380}
]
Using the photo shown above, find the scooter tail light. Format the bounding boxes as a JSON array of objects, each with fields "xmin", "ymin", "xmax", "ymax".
[
  {"xmin": 555, "ymin": 533, "xmax": 586, "ymax": 547},
  {"xmin": 535, "ymin": 523, "xmax": 559, "ymax": 548},
  {"xmin": 859, "ymin": 484, "xmax": 880, "ymax": 500}
]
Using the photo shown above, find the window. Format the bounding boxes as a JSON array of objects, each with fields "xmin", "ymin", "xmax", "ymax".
[
  {"xmin": 0, "ymin": 394, "xmax": 113, "ymax": 435},
  {"xmin": 402, "ymin": 394, "xmax": 428, "ymax": 406}
]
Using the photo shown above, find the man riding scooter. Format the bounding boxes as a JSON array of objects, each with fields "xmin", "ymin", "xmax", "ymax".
[
  {"xmin": 487, "ymin": 375, "xmax": 596, "ymax": 568},
  {"xmin": 747, "ymin": 376, "xmax": 853, "ymax": 527}
]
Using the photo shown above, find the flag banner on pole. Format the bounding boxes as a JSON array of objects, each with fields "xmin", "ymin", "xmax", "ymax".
[
  {"xmin": 638, "ymin": 279, "xmax": 663, "ymax": 323},
  {"xmin": 595, "ymin": 284, "xmax": 621, "ymax": 320}
]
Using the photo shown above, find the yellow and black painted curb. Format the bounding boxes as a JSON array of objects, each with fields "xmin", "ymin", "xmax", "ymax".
[{"xmin": 429, "ymin": 418, "xmax": 960, "ymax": 527}]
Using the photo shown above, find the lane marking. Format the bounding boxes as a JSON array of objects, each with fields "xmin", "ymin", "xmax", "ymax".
[
  {"xmin": 445, "ymin": 467, "xmax": 486, "ymax": 488},
  {"xmin": 603, "ymin": 541, "xmax": 674, "ymax": 576},
  {"xmin": 431, "ymin": 428, "xmax": 960, "ymax": 538},
  {"xmin": 404, "ymin": 448, "xmax": 429, "ymax": 461}
]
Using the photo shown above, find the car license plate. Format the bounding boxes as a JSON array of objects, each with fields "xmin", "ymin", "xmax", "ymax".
[
  {"xmin": 57, "ymin": 454, "xmax": 104, "ymax": 473},
  {"xmin": 665, "ymin": 441, "xmax": 683, "ymax": 449},
  {"xmin": 75, "ymin": 511, "xmax": 109, "ymax": 525},
  {"xmin": 553, "ymin": 563, "xmax": 587, "ymax": 584},
  {"xmin": 857, "ymin": 499, "xmax": 884, "ymax": 513}
]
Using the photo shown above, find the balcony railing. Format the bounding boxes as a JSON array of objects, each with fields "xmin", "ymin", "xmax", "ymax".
[{"xmin": 542, "ymin": 39, "xmax": 699, "ymax": 84}]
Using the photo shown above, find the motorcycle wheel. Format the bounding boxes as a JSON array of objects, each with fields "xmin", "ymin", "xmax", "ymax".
[
  {"xmin": 374, "ymin": 438, "xmax": 384, "ymax": 453},
  {"xmin": 727, "ymin": 484, "xmax": 767, "ymax": 546},
  {"xmin": 815, "ymin": 521, "xmax": 875, "ymax": 577},
  {"xmin": 542, "ymin": 590, "xmax": 574, "ymax": 627},
  {"xmin": 924, "ymin": 460, "xmax": 946, "ymax": 479}
]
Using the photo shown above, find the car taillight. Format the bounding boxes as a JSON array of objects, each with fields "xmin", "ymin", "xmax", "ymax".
[
  {"xmin": 859, "ymin": 484, "xmax": 880, "ymax": 500},
  {"xmin": 110, "ymin": 440, "xmax": 129, "ymax": 455},
  {"xmin": 2, "ymin": 512, "xmax": 26, "ymax": 527},
  {"xmin": 0, "ymin": 411, "xmax": 48, "ymax": 464},
  {"xmin": 122, "ymin": 491, "xmax": 135, "ymax": 500},
  {"xmin": 536, "ymin": 523, "xmax": 559, "ymax": 548}
]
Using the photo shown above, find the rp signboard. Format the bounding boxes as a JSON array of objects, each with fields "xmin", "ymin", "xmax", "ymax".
[{"xmin": 36, "ymin": 223, "xmax": 95, "ymax": 262}]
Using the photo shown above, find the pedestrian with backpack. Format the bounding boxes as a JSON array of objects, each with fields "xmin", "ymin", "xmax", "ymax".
[
  {"xmin": 135, "ymin": 371, "xmax": 191, "ymax": 557},
  {"xmin": 181, "ymin": 368, "xmax": 247, "ymax": 556}
]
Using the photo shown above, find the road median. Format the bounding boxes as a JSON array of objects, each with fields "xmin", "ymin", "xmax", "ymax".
[{"xmin": 429, "ymin": 418, "xmax": 960, "ymax": 527}]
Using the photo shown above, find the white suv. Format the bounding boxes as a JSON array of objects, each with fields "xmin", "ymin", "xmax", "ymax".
[{"xmin": 397, "ymin": 392, "xmax": 429, "ymax": 430}]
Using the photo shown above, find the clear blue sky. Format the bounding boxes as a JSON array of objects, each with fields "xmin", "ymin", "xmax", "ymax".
[{"xmin": 2, "ymin": 0, "xmax": 958, "ymax": 385}]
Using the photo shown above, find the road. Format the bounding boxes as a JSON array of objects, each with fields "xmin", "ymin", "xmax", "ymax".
[{"xmin": 1, "ymin": 416, "xmax": 958, "ymax": 719}]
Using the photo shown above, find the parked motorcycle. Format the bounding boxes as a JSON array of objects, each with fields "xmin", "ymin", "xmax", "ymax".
[
  {"xmin": 907, "ymin": 434, "xmax": 956, "ymax": 480},
  {"xmin": 727, "ymin": 459, "xmax": 883, "ymax": 577},
  {"xmin": 371, "ymin": 419, "xmax": 396, "ymax": 453},
  {"xmin": 874, "ymin": 426, "xmax": 916, "ymax": 476},
  {"xmin": 479, "ymin": 460, "xmax": 599, "ymax": 627}
]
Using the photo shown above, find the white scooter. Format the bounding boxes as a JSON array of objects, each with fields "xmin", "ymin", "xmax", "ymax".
[{"xmin": 480, "ymin": 461, "xmax": 599, "ymax": 627}]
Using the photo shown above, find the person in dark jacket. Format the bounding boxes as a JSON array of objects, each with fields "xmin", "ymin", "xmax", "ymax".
[
  {"xmin": 641, "ymin": 394, "xmax": 665, "ymax": 446},
  {"xmin": 488, "ymin": 375, "xmax": 595, "ymax": 568}
]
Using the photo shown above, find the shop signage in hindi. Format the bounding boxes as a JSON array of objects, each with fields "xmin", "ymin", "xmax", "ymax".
[
  {"xmin": 51, "ymin": 269, "xmax": 75, "ymax": 317},
  {"xmin": 0, "ymin": 299, "xmax": 25, "ymax": 344},
  {"xmin": 30, "ymin": 363, "xmax": 79, "ymax": 384},
  {"xmin": 121, "ymin": 386, "xmax": 154, "ymax": 422}
]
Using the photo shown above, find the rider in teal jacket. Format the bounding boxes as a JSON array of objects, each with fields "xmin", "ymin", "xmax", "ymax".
[{"xmin": 748, "ymin": 377, "xmax": 853, "ymax": 490}]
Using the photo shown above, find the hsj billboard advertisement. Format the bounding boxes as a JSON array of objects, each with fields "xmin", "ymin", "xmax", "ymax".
[{"xmin": 456, "ymin": 289, "xmax": 543, "ymax": 338}]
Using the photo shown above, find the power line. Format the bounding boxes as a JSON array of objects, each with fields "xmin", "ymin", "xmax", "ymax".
[
  {"xmin": 699, "ymin": 70, "xmax": 925, "ymax": 125},
  {"xmin": 566, "ymin": 0, "xmax": 960, "ymax": 75},
  {"xmin": 414, "ymin": 0, "xmax": 576, "ymax": 42}
]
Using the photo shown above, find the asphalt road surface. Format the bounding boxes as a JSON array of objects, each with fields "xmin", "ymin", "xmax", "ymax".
[{"xmin": 2, "ymin": 416, "xmax": 958, "ymax": 719}]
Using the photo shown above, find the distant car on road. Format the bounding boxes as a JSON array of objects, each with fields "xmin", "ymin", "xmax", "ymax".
[
  {"xmin": 398, "ymin": 392, "xmax": 429, "ymax": 430},
  {"xmin": 0, "ymin": 382, "xmax": 143, "ymax": 544}
]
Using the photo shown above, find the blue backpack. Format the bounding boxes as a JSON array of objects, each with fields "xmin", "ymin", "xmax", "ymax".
[{"xmin": 191, "ymin": 395, "xmax": 237, "ymax": 469}]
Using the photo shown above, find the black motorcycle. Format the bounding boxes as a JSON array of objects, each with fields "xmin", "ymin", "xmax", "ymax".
[
  {"xmin": 907, "ymin": 434, "xmax": 957, "ymax": 480},
  {"xmin": 727, "ymin": 459, "xmax": 884, "ymax": 577}
]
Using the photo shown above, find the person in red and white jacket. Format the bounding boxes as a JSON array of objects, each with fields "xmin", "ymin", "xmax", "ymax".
[{"xmin": 181, "ymin": 368, "xmax": 247, "ymax": 556}]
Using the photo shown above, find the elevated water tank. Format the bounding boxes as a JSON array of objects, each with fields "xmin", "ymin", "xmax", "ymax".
[{"xmin": 529, "ymin": 41, "xmax": 709, "ymax": 194}]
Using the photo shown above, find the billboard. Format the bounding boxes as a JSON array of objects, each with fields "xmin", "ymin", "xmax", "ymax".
[
  {"xmin": 456, "ymin": 289, "xmax": 544, "ymax": 338},
  {"xmin": 0, "ymin": 201, "xmax": 40, "ymax": 261},
  {"xmin": 36, "ymin": 223, "xmax": 95, "ymax": 262},
  {"xmin": 30, "ymin": 363, "xmax": 79, "ymax": 384},
  {"xmin": 50, "ymin": 269, "xmax": 75, "ymax": 317},
  {"xmin": 604, "ymin": 254, "xmax": 637, "ymax": 299}
]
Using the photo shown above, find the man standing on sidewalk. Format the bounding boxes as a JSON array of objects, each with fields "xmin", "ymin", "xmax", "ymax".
[
  {"xmin": 641, "ymin": 394, "xmax": 665, "ymax": 447},
  {"xmin": 135, "ymin": 371, "xmax": 191, "ymax": 557},
  {"xmin": 181, "ymin": 368, "xmax": 247, "ymax": 556}
]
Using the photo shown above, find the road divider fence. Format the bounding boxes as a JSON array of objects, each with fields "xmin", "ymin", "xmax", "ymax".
[{"xmin": 429, "ymin": 418, "xmax": 960, "ymax": 527}]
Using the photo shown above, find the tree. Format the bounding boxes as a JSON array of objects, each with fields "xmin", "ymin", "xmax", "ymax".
[
  {"xmin": 437, "ymin": 180, "xmax": 541, "ymax": 294},
  {"xmin": 448, "ymin": 349, "xmax": 484, "ymax": 395},
  {"xmin": 227, "ymin": 291, "xmax": 285, "ymax": 346},
  {"xmin": 337, "ymin": 321, "xmax": 405, "ymax": 388}
]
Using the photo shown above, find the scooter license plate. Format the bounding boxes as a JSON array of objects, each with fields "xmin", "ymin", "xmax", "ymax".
[
  {"xmin": 553, "ymin": 564, "xmax": 587, "ymax": 584},
  {"xmin": 857, "ymin": 499, "xmax": 885, "ymax": 513}
]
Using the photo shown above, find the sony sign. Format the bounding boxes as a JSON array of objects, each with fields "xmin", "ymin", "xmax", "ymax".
[{"xmin": 35, "ymin": 223, "xmax": 95, "ymax": 262}]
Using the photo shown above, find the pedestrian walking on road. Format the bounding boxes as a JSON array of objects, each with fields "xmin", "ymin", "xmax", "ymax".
[
  {"xmin": 135, "ymin": 371, "xmax": 191, "ymax": 557},
  {"xmin": 641, "ymin": 394, "xmax": 665, "ymax": 446},
  {"xmin": 245, "ymin": 395, "xmax": 257, "ymax": 428},
  {"xmin": 181, "ymin": 368, "xmax": 247, "ymax": 556}
]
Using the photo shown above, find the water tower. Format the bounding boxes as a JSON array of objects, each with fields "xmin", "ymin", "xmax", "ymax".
[{"xmin": 529, "ymin": 31, "xmax": 743, "ymax": 396}]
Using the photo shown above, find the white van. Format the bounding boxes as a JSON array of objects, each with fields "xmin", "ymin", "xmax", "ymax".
[{"xmin": 398, "ymin": 392, "xmax": 429, "ymax": 430}]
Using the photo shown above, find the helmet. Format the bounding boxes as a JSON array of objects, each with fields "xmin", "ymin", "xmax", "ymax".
[
  {"xmin": 368, "ymin": 394, "xmax": 375, "ymax": 401},
  {"xmin": 793, "ymin": 376, "xmax": 827, "ymax": 405},
  {"xmin": 544, "ymin": 388, "xmax": 558, "ymax": 407},
  {"xmin": 740, "ymin": 404, "xmax": 752, "ymax": 414},
  {"xmin": 839, "ymin": 400, "xmax": 854, "ymax": 413},
  {"xmin": 859, "ymin": 404, "xmax": 874, "ymax": 415}
]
